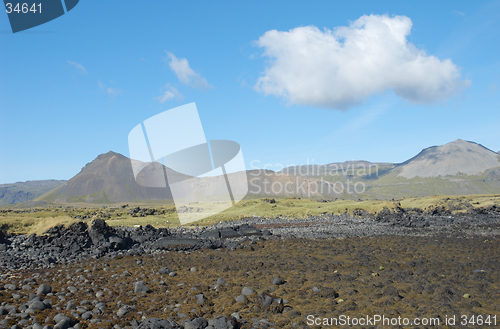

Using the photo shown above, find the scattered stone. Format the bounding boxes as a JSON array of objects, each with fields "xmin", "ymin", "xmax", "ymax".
[
  {"xmin": 183, "ymin": 317, "xmax": 207, "ymax": 329},
  {"xmin": 208, "ymin": 315, "xmax": 237, "ymax": 329},
  {"xmin": 53, "ymin": 314, "xmax": 71, "ymax": 324},
  {"xmin": 4, "ymin": 284, "xmax": 17, "ymax": 291},
  {"xmin": 29, "ymin": 301, "xmax": 47, "ymax": 311},
  {"xmin": 196, "ymin": 294, "xmax": 205, "ymax": 305},
  {"xmin": 235, "ymin": 295, "xmax": 246, "ymax": 302},
  {"xmin": 272, "ymin": 277, "xmax": 285, "ymax": 285},
  {"xmin": 37, "ymin": 284, "xmax": 52, "ymax": 295},
  {"xmin": 81, "ymin": 312, "xmax": 92, "ymax": 320},
  {"xmin": 117, "ymin": 305, "xmax": 134, "ymax": 317},
  {"xmin": 134, "ymin": 282, "xmax": 152, "ymax": 294},
  {"xmin": 134, "ymin": 318, "xmax": 181, "ymax": 329},
  {"xmin": 53, "ymin": 319, "xmax": 70, "ymax": 329}
]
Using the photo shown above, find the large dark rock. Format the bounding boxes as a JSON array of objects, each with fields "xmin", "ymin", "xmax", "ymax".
[
  {"xmin": 200, "ymin": 225, "xmax": 263, "ymax": 240},
  {"xmin": 200, "ymin": 229, "xmax": 220, "ymax": 239},
  {"xmin": 152, "ymin": 238, "xmax": 204, "ymax": 250},
  {"xmin": 219, "ymin": 228, "xmax": 240, "ymax": 239},
  {"xmin": 236, "ymin": 224, "xmax": 262, "ymax": 236},
  {"xmin": 88, "ymin": 218, "xmax": 128, "ymax": 250},
  {"xmin": 44, "ymin": 224, "xmax": 66, "ymax": 236},
  {"xmin": 67, "ymin": 221, "xmax": 88, "ymax": 234},
  {"xmin": 130, "ymin": 224, "xmax": 170, "ymax": 243},
  {"xmin": 88, "ymin": 219, "xmax": 114, "ymax": 245}
]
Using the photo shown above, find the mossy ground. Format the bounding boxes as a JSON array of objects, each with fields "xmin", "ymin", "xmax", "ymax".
[{"xmin": 1, "ymin": 235, "xmax": 499, "ymax": 328}]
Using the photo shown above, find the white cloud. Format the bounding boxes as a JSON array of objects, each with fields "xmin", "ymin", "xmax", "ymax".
[
  {"xmin": 67, "ymin": 61, "xmax": 87, "ymax": 75},
  {"xmin": 98, "ymin": 80, "xmax": 122, "ymax": 99},
  {"xmin": 166, "ymin": 52, "xmax": 212, "ymax": 90},
  {"xmin": 254, "ymin": 14, "xmax": 471, "ymax": 109},
  {"xmin": 154, "ymin": 84, "xmax": 183, "ymax": 103}
]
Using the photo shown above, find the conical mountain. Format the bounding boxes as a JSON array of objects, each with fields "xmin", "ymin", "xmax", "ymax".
[
  {"xmin": 397, "ymin": 139, "xmax": 500, "ymax": 179},
  {"xmin": 38, "ymin": 151, "xmax": 182, "ymax": 203}
]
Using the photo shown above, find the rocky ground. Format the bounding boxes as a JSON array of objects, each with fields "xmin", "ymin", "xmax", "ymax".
[{"xmin": 0, "ymin": 205, "xmax": 499, "ymax": 328}]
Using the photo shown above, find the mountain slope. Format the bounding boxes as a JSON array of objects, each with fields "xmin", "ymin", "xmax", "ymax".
[
  {"xmin": 37, "ymin": 152, "xmax": 179, "ymax": 203},
  {"xmin": 0, "ymin": 180, "xmax": 66, "ymax": 205},
  {"xmin": 31, "ymin": 140, "xmax": 500, "ymax": 204},
  {"xmin": 396, "ymin": 139, "xmax": 500, "ymax": 179},
  {"xmin": 280, "ymin": 161, "xmax": 395, "ymax": 178}
]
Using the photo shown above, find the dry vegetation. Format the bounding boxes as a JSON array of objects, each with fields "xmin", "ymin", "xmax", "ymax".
[{"xmin": 1, "ymin": 194, "xmax": 500, "ymax": 235}]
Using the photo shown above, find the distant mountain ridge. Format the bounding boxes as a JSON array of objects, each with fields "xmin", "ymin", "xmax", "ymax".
[
  {"xmin": 280, "ymin": 160, "xmax": 395, "ymax": 177},
  {"xmin": 0, "ymin": 180, "xmax": 66, "ymax": 205},
  {"xmin": 4, "ymin": 139, "xmax": 500, "ymax": 205}
]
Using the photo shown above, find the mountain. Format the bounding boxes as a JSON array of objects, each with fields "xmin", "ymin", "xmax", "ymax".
[
  {"xmin": 25, "ymin": 139, "xmax": 500, "ymax": 205},
  {"xmin": 37, "ymin": 151, "xmax": 180, "ymax": 203},
  {"xmin": 247, "ymin": 169, "xmax": 344, "ymax": 198},
  {"xmin": 280, "ymin": 161, "xmax": 395, "ymax": 178},
  {"xmin": 362, "ymin": 140, "xmax": 500, "ymax": 198},
  {"xmin": 0, "ymin": 180, "xmax": 65, "ymax": 205},
  {"xmin": 396, "ymin": 139, "xmax": 500, "ymax": 179}
]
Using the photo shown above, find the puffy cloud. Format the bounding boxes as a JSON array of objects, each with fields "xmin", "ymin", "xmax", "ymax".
[
  {"xmin": 67, "ymin": 60, "xmax": 87, "ymax": 75},
  {"xmin": 154, "ymin": 84, "xmax": 183, "ymax": 103},
  {"xmin": 254, "ymin": 14, "xmax": 470, "ymax": 109},
  {"xmin": 166, "ymin": 52, "xmax": 212, "ymax": 90}
]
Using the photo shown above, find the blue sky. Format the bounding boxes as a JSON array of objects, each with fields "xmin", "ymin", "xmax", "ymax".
[{"xmin": 1, "ymin": 1, "xmax": 499, "ymax": 184}]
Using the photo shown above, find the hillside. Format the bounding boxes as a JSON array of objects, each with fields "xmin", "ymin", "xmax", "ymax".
[
  {"xmin": 396, "ymin": 139, "xmax": 500, "ymax": 179},
  {"xmin": 360, "ymin": 140, "xmax": 500, "ymax": 199},
  {"xmin": 280, "ymin": 161, "xmax": 395, "ymax": 178},
  {"xmin": 0, "ymin": 180, "xmax": 66, "ymax": 205},
  {"xmin": 37, "ymin": 152, "xmax": 177, "ymax": 204},
  {"xmin": 23, "ymin": 140, "xmax": 500, "ymax": 205}
]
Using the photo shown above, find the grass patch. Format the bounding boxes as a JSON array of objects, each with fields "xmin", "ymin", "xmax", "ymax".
[
  {"xmin": 1, "ymin": 194, "xmax": 499, "ymax": 234},
  {"xmin": 0, "ymin": 213, "xmax": 81, "ymax": 235}
]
